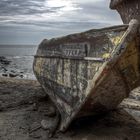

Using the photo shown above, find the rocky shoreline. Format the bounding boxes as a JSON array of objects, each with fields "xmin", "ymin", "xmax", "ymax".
[
  {"xmin": 0, "ymin": 56, "xmax": 32, "ymax": 79},
  {"xmin": 0, "ymin": 77, "xmax": 140, "ymax": 140}
]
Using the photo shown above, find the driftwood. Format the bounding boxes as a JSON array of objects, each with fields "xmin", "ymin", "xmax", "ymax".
[{"xmin": 0, "ymin": 77, "xmax": 140, "ymax": 140}]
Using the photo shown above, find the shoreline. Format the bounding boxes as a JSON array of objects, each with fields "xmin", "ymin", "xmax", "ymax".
[{"xmin": 0, "ymin": 55, "xmax": 35, "ymax": 79}]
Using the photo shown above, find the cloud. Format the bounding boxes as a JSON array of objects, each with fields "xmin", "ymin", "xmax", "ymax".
[
  {"xmin": 0, "ymin": 0, "xmax": 121, "ymax": 24},
  {"xmin": 0, "ymin": 0, "xmax": 80, "ymax": 23},
  {"xmin": 0, "ymin": 0, "xmax": 60, "ymax": 16},
  {"xmin": 60, "ymin": 0, "xmax": 121, "ymax": 24},
  {"xmin": 0, "ymin": 0, "xmax": 122, "ymax": 44}
]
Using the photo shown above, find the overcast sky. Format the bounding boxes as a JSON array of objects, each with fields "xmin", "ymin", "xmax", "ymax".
[{"xmin": 0, "ymin": 0, "xmax": 122, "ymax": 45}]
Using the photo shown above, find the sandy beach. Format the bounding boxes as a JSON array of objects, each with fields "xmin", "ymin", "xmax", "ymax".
[{"xmin": 0, "ymin": 77, "xmax": 140, "ymax": 140}]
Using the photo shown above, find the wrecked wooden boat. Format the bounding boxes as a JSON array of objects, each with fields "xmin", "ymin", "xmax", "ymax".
[{"xmin": 33, "ymin": 19, "xmax": 140, "ymax": 131}]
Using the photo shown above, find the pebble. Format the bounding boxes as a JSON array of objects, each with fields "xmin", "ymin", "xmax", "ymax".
[{"xmin": 41, "ymin": 119, "xmax": 51, "ymax": 130}]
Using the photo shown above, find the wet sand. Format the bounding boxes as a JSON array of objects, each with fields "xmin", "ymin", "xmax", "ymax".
[{"xmin": 0, "ymin": 77, "xmax": 140, "ymax": 140}]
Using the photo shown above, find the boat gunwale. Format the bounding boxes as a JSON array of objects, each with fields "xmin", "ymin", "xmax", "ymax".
[
  {"xmin": 34, "ymin": 25, "xmax": 128, "ymax": 60},
  {"xmin": 84, "ymin": 24, "xmax": 128, "ymax": 33},
  {"xmin": 35, "ymin": 24, "xmax": 128, "ymax": 48}
]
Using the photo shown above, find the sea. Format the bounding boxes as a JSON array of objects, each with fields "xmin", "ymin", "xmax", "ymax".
[{"xmin": 0, "ymin": 45, "xmax": 38, "ymax": 79}]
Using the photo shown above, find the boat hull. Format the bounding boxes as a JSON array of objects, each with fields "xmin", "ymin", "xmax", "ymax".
[{"xmin": 33, "ymin": 20, "xmax": 140, "ymax": 131}]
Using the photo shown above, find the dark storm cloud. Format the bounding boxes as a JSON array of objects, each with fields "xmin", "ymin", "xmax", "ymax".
[{"xmin": 0, "ymin": 0, "xmax": 62, "ymax": 16}]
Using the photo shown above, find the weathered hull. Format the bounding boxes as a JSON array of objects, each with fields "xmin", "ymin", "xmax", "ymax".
[
  {"xmin": 33, "ymin": 20, "xmax": 140, "ymax": 131},
  {"xmin": 110, "ymin": 0, "xmax": 140, "ymax": 24}
]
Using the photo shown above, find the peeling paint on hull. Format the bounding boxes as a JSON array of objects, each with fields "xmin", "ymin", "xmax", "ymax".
[{"xmin": 33, "ymin": 20, "xmax": 140, "ymax": 131}]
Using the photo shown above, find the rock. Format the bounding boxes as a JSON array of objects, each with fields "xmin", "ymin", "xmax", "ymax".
[
  {"xmin": 41, "ymin": 113, "xmax": 60, "ymax": 137},
  {"xmin": 20, "ymin": 75, "xmax": 24, "ymax": 78},
  {"xmin": 41, "ymin": 117, "xmax": 59, "ymax": 130},
  {"xmin": 2, "ymin": 61, "xmax": 10, "ymax": 65},
  {"xmin": 0, "ymin": 56, "xmax": 5, "ymax": 61},
  {"xmin": 1, "ymin": 66, "xmax": 7, "ymax": 72},
  {"xmin": 2, "ymin": 73, "xmax": 8, "ymax": 77},
  {"xmin": 0, "ymin": 57, "xmax": 11, "ymax": 65},
  {"xmin": 41, "ymin": 119, "xmax": 51, "ymax": 130},
  {"xmin": 10, "ymin": 70, "xmax": 16, "ymax": 73},
  {"xmin": 9, "ymin": 73, "xmax": 18, "ymax": 78}
]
